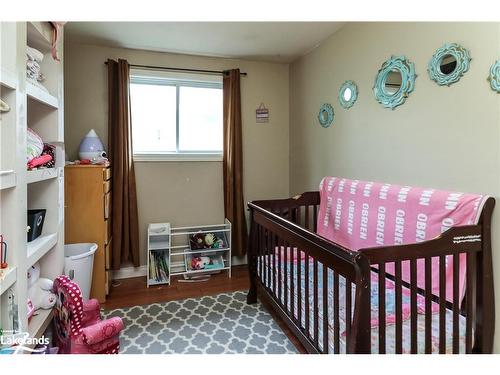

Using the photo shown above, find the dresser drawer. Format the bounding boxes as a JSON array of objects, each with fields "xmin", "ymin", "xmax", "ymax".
[
  {"xmin": 103, "ymin": 167, "xmax": 111, "ymax": 181},
  {"xmin": 104, "ymin": 191, "xmax": 111, "ymax": 219},
  {"xmin": 103, "ymin": 179, "xmax": 111, "ymax": 194}
]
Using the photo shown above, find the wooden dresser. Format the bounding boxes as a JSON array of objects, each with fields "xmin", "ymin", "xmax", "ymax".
[{"xmin": 64, "ymin": 165, "xmax": 112, "ymax": 303}]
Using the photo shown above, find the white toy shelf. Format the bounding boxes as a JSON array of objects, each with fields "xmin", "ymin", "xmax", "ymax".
[
  {"xmin": 1, "ymin": 22, "xmax": 65, "ymax": 347},
  {"xmin": 147, "ymin": 220, "xmax": 231, "ymax": 287}
]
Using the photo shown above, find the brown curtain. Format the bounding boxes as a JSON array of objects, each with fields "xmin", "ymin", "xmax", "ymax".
[
  {"xmin": 223, "ymin": 69, "xmax": 247, "ymax": 257},
  {"xmin": 107, "ymin": 59, "xmax": 140, "ymax": 269}
]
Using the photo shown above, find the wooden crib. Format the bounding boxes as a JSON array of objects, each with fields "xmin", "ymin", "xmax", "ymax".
[{"xmin": 246, "ymin": 190, "xmax": 495, "ymax": 354}]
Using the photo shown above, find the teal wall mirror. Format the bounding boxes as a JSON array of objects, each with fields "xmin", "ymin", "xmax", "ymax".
[
  {"xmin": 373, "ymin": 55, "xmax": 416, "ymax": 110},
  {"xmin": 428, "ymin": 43, "xmax": 471, "ymax": 86},
  {"xmin": 318, "ymin": 103, "xmax": 334, "ymax": 128},
  {"xmin": 338, "ymin": 80, "xmax": 358, "ymax": 109},
  {"xmin": 488, "ymin": 60, "xmax": 500, "ymax": 93}
]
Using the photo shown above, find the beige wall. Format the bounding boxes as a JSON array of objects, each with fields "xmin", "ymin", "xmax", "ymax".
[
  {"xmin": 290, "ymin": 22, "xmax": 500, "ymax": 352},
  {"xmin": 64, "ymin": 42, "xmax": 290, "ymax": 265}
]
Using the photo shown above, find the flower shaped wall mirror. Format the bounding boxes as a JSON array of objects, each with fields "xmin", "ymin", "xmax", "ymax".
[
  {"xmin": 373, "ymin": 55, "xmax": 416, "ymax": 110},
  {"xmin": 428, "ymin": 43, "xmax": 471, "ymax": 86},
  {"xmin": 488, "ymin": 60, "xmax": 500, "ymax": 93},
  {"xmin": 318, "ymin": 103, "xmax": 334, "ymax": 128},
  {"xmin": 338, "ymin": 80, "xmax": 358, "ymax": 109}
]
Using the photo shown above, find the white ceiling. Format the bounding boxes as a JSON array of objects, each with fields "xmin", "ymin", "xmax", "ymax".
[{"xmin": 65, "ymin": 22, "xmax": 345, "ymax": 63}]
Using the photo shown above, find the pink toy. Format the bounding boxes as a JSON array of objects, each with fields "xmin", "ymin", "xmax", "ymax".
[
  {"xmin": 53, "ymin": 275, "xmax": 123, "ymax": 354},
  {"xmin": 191, "ymin": 256, "xmax": 211, "ymax": 270},
  {"xmin": 27, "ymin": 299, "xmax": 35, "ymax": 320}
]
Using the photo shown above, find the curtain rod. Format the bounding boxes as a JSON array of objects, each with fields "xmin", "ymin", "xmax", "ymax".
[{"xmin": 104, "ymin": 61, "xmax": 247, "ymax": 76}]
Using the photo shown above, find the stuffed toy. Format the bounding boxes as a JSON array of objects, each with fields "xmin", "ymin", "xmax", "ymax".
[
  {"xmin": 190, "ymin": 233, "xmax": 205, "ymax": 250},
  {"xmin": 204, "ymin": 233, "xmax": 216, "ymax": 247},
  {"xmin": 191, "ymin": 256, "xmax": 211, "ymax": 270},
  {"xmin": 27, "ymin": 262, "xmax": 57, "ymax": 311}
]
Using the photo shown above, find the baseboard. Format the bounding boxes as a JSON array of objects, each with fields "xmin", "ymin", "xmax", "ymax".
[
  {"xmin": 113, "ymin": 256, "xmax": 247, "ymax": 280},
  {"xmin": 231, "ymin": 255, "xmax": 247, "ymax": 266},
  {"xmin": 112, "ymin": 265, "xmax": 148, "ymax": 280}
]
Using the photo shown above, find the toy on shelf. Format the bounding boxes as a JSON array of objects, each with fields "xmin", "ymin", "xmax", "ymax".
[
  {"xmin": 26, "ymin": 128, "xmax": 55, "ymax": 171},
  {"xmin": 187, "ymin": 254, "xmax": 225, "ymax": 271},
  {"xmin": 189, "ymin": 231, "xmax": 226, "ymax": 251},
  {"xmin": 27, "ymin": 262, "xmax": 56, "ymax": 315},
  {"xmin": 0, "ymin": 234, "xmax": 8, "ymax": 269},
  {"xmin": 191, "ymin": 256, "xmax": 211, "ymax": 270}
]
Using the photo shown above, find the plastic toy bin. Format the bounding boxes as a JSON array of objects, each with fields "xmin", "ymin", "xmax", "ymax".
[{"xmin": 64, "ymin": 243, "xmax": 98, "ymax": 300}]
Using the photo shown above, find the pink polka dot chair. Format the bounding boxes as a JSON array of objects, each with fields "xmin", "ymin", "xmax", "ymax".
[{"xmin": 53, "ymin": 275, "xmax": 124, "ymax": 354}]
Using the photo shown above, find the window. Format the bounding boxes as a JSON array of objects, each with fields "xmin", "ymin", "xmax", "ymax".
[{"xmin": 130, "ymin": 70, "xmax": 223, "ymax": 161}]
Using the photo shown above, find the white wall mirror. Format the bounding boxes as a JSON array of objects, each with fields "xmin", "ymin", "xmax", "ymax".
[{"xmin": 383, "ymin": 70, "xmax": 402, "ymax": 96}]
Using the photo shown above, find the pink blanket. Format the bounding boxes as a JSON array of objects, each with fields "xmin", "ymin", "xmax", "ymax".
[{"xmin": 316, "ymin": 177, "xmax": 487, "ymax": 314}]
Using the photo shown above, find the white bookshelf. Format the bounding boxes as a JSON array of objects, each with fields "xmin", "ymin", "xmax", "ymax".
[
  {"xmin": 0, "ymin": 21, "xmax": 64, "ymax": 344},
  {"xmin": 0, "ymin": 170, "xmax": 16, "ymax": 190},
  {"xmin": 26, "ymin": 167, "xmax": 59, "ymax": 184},
  {"xmin": 146, "ymin": 220, "xmax": 232, "ymax": 287},
  {"xmin": 26, "ymin": 81, "xmax": 59, "ymax": 109}
]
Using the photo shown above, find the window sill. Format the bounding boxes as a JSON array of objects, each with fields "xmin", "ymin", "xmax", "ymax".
[{"xmin": 133, "ymin": 153, "xmax": 223, "ymax": 162}]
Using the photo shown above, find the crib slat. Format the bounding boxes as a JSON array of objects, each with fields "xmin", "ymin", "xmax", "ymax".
[
  {"xmin": 297, "ymin": 250, "xmax": 302, "ymax": 329},
  {"xmin": 284, "ymin": 241, "xmax": 289, "ymax": 313},
  {"xmin": 322, "ymin": 265, "xmax": 328, "ymax": 353},
  {"xmin": 466, "ymin": 252, "xmax": 476, "ymax": 354},
  {"xmin": 296, "ymin": 207, "xmax": 301, "ymax": 226},
  {"xmin": 263, "ymin": 228, "xmax": 267, "ymax": 290},
  {"xmin": 313, "ymin": 259, "xmax": 319, "ymax": 347},
  {"xmin": 290, "ymin": 246, "xmax": 295, "ymax": 321},
  {"xmin": 425, "ymin": 257, "xmax": 432, "ymax": 354},
  {"xmin": 333, "ymin": 271, "xmax": 340, "ymax": 353},
  {"xmin": 410, "ymin": 259, "xmax": 418, "ymax": 354},
  {"xmin": 452, "ymin": 254, "xmax": 459, "ymax": 354},
  {"xmin": 345, "ymin": 278, "xmax": 352, "ymax": 351},
  {"xmin": 439, "ymin": 255, "xmax": 446, "ymax": 354},
  {"xmin": 268, "ymin": 229, "xmax": 273, "ymax": 293},
  {"xmin": 305, "ymin": 254, "xmax": 310, "ymax": 335},
  {"xmin": 272, "ymin": 232, "xmax": 277, "ymax": 298},
  {"xmin": 258, "ymin": 225, "xmax": 263, "ymax": 280},
  {"xmin": 277, "ymin": 234, "xmax": 282, "ymax": 307},
  {"xmin": 378, "ymin": 263, "xmax": 386, "ymax": 354},
  {"xmin": 395, "ymin": 261, "xmax": 403, "ymax": 354}
]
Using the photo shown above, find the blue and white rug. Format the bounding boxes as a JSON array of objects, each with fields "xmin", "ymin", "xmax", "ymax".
[{"xmin": 103, "ymin": 290, "xmax": 298, "ymax": 354}]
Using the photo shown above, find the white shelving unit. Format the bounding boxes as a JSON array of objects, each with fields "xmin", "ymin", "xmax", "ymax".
[
  {"xmin": 0, "ymin": 170, "xmax": 16, "ymax": 190},
  {"xmin": 147, "ymin": 223, "xmax": 171, "ymax": 287},
  {"xmin": 26, "ymin": 167, "xmax": 59, "ymax": 184},
  {"xmin": 147, "ymin": 220, "xmax": 231, "ymax": 287},
  {"xmin": 0, "ymin": 21, "xmax": 64, "ymax": 344}
]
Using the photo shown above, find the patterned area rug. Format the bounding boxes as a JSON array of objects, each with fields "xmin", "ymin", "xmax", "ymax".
[{"xmin": 103, "ymin": 290, "xmax": 298, "ymax": 354}]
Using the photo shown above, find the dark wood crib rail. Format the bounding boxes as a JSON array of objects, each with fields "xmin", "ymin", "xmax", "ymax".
[
  {"xmin": 246, "ymin": 193, "xmax": 495, "ymax": 354},
  {"xmin": 247, "ymin": 192, "xmax": 372, "ymax": 353}
]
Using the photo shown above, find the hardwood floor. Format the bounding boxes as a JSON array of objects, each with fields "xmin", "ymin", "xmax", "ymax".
[
  {"xmin": 103, "ymin": 265, "xmax": 306, "ymax": 353},
  {"xmin": 102, "ymin": 266, "xmax": 249, "ymax": 310}
]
